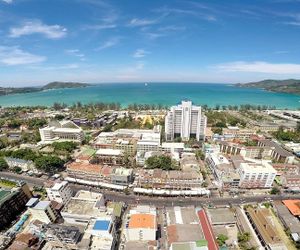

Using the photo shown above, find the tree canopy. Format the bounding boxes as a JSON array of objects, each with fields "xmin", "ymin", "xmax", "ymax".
[
  {"xmin": 145, "ymin": 155, "xmax": 178, "ymax": 170},
  {"xmin": 34, "ymin": 155, "xmax": 65, "ymax": 173}
]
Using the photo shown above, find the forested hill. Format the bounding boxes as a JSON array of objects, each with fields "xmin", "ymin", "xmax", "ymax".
[
  {"xmin": 0, "ymin": 82, "xmax": 92, "ymax": 96},
  {"xmin": 236, "ymin": 79, "xmax": 300, "ymax": 95}
]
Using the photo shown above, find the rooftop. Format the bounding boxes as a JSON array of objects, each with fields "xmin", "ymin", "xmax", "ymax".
[
  {"xmin": 26, "ymin": 198, "xmax": 39, "ymax": 207},
  {"xmin": 128, "ymin": 214, "xmax": 156, "ymax": 229},
  {"xmin": 113, "ymin": 167, "xmax": 133, "ymax": 176},
  {"xmin": 282, "ymin": 200, "xmax": 300, "ymax": 216},
  {"xmin": 207, "ymin": 208, "xmax": 236, "ymax": 225},
  {"xmin": 33, "ymin": 201, "xmax": 50, "ymax": 210},
  {"xmin": 239, "ymin": 161, "xmax": 277, "ymax": 173},
  {"xmin": 167, "ymin": 224, "xmax": 204, "ymax": 244},
  {"xmin": 93, "ymin": 220, "xmax": 110, "ymax": 231},
  {"xmin": 96, "ymin": 148, "xmax": 123, "ymax": 156},
  {"xmin": 246, "ymin": 207, "xmax": 283, "ymax": 246},
  {"xmin": 67, "ymin": 161, "xmax": 101, "ymax": 174},
  {"xmin": 51, "ymin": 181, "xmax": 68, "ymax": 191}
]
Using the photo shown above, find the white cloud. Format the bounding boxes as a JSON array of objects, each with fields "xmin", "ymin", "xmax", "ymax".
[
  {"xmin": 82, "ymin": 24, "xmax": 117, "ymax": 30},
  {"xmin": 9, "ymin": 20, "xmax": 67, "ymax": 39},
  {"xmin": 0, "ymin": 46, "xmax": 46, "ymax": 65},
  {"xmin": 133, "ymin": 49, "xmax": 150, "ymax": 58},
  {"xmin": 128, "ymin": 18, "xmax": 158, "ymax": 27},
  {"xmin": 95, "ymin": 37, "xmax": 119, "ymax": 50},
  {"xmin": 1, "ymin": 0, "xmax": 13, "ymax": 3},
  {"xmin": 29, "ymin": 63, "xmax": 79, "ymax": 71},
  {"xmin": 284, "ymin": 21, "xmax": 300, "ymax": 26},
  {"xmin": 65, "ymin": 49, "xmax": 85, "ymax": 60},
  {"xmin": 216, "ymin": 61, "xmax": 300, "ymax": 74}
]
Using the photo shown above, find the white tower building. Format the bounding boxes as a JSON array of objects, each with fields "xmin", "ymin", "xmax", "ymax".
[{"xmin": 165, "ymin": 100, "xmax": 207, "ymax": 141}]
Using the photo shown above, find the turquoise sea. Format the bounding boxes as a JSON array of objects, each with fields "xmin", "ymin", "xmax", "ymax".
[{"xmin": 0, "ymin": 83, "xmax": 299, "ymax": 109}]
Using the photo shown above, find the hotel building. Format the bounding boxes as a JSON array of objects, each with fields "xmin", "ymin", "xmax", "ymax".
[
  {"xmin": 165, "ymin": 100, "xmax": 207, "ymax": 141},
  {"xmin": 39, "ymin": 120, "xmax": 84, "ymax": 143}
]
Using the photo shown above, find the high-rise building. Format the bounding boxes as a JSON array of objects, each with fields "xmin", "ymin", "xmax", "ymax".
[{"xmin": 165, "ymin": 100, "xmax": 207, "ymax": 141}]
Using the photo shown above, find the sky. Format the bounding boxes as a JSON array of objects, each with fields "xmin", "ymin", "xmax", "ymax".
[{"xmin": 1, "ymin": 0, "xmax": 300, "ymax": 86}]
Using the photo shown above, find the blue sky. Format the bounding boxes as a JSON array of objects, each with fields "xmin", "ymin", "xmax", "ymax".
[{"xmin": 1, "ymin": 0, "xmax": 300, "ymax": 86}]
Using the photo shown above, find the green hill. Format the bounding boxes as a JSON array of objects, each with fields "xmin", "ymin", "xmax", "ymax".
[
  {"xmin": 42, "ymin": 81, "xmax": 91, "ymax": 90},
  {"xmin": 236, "ymin": 79, "xmax": 300, "ymax": 95},
  {"xmin": 0, "ymin": 82, "xmax": 92, "ymax": 96}
]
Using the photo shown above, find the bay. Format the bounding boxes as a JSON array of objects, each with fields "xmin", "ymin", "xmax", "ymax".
[{"xmin": 0, "ymin": 83, "xmax": 299, "ymax": 109}]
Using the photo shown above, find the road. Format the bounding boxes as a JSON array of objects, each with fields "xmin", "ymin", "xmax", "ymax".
[{"xmin": 1, "ymin": 172, "xmax": 300, "ymax": 207}]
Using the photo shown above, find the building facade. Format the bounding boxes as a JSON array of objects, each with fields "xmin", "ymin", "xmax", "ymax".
[
  {"xmin": 46, "ymin": 181, "xmax": 73, "ymax": 204},
  {"xmin": 238, "ymin": 161, "xmax": 277, "ymax": 188},
  {"xmin": 39, "ymin": 120, "xmax": 84, "ymax": 143},
  {"xmin": 165, "ymin": 100, "xmax": 207, "ymax": 141}
]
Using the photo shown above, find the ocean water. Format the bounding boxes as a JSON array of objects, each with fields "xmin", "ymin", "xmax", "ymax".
[{"xmin": 0, "ymin": 83, "xmax": 299, "ymax": 109}]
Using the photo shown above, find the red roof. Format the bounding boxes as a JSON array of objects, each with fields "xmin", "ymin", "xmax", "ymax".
[{"xmin": 198, "ymin": 210, "xmax": 219, "ymax": 250}]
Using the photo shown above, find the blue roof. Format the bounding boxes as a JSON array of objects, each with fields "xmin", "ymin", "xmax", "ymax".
[{"xmin": 93, "ymin": 220, "xmax": 110, "ymax": 231}]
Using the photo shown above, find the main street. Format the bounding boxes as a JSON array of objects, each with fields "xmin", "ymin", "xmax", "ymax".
[{"xmin": 1, "ymin": 171, "xmax": 300, "ymax": 207}]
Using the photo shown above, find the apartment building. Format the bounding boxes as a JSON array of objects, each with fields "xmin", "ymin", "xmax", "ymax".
[
  {"xmin": 238, "ymin": 161, "xmax": 277, "ymax": 188},
  {"xmin": 39, "ymin": 120, "xmax": 84, "ymax": 143},
  {"xmin": 46, "ymin": 181, "xmax": 73, "ymax": 204},
  {"xmin": 94, "ymin": 126, "xmax": 161, "ymax": 156},
  {"xmin": 206, "ymin": 153, "xmax": 240, "ymax": 189},
  {"xmin": 0, "ymin": 183, "xmax": 32, "ymax": 229},
  {"xmin": 30, "ymin": 201, "xmax": 59, "ymax": 224},
  {"xmin": 165, "ymin": 100, "xmax": 207, "ymax": 141}
]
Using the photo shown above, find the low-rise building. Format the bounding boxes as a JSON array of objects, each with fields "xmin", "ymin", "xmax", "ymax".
[
  {"xmin": 206, "ymin": 153, "xmax": 240, "ymax": 189},
  {"xmin": 258, "ymin": 139, "xmax": 295, "ymax": 164},
  {"xmin": 39, "ymin": 120, "xmax": 84, "ymax": 143},
  {"xmin": 166, "ymin": 206, "xmax": 214, "ymax": 250},
  {"xmin": 273, "ymin": 201, "xmax": 300, "ymax": 242},
  {"xmin": 281, "ymin": 175, "xmax": 300, "ymax": 189},
  {"xmin": 135, "ymin": 169, "xmax": 203, "ymax": 190},
  {"xmin": 46, "ymin": 181, "xmax": 73, "ymax": 204},
  {"xmin": 282, "ymin": 200, "xmax": 300, "ymax": 217},
  {"xmin": 245, "ymin": 207, "xmax": 287, "ymax": 249},
  {"xmin": 95, "ymin": 148, "xmax": 124, "ymax": 166},
  {"xmin": 4, "ymin": 157, "xmax": 35, "ymax": 172},
  {"xmin": 61, "ymin": 190, "xmax": 106, "ymax": 225},
  {"xmin": 110, "ymin": 167, "xmax": 134, "ymax": 185},
  {"xmin": 30, "ymin": 200, "xmax": 59, "ymax": 224},
  {"xmin": 180, "ymin": 153, "xmax": 200, "ymax": 172},
  {"xmin": 44, "ymin": 224, "xmax": 82, "ymax": 245},
  {"xmin": 124, "ymin": 205, "xmax": 157, "ymax": 242},
  {"xmin": 94, "ymin": 126, "xmax": 161, "ymax": 156},
  {"xmin": 238, "ymin": 160, "xmax": 277, "ymax": 188},
  {"xmin": 8, "ymin": 233, "xmax": 40, "ymax": 250}
]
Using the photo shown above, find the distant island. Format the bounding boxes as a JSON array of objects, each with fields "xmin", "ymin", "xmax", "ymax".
[
  {"xmin": 236, "ymin": 79, "xmax": 300, "ymax": 95},
  {"xmin": 0, "ymin": 82, "xmax": 92, "ymax": 96}
]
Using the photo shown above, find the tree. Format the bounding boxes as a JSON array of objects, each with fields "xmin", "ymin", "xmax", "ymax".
[
  {"xmin": 35, "ymin": 156, "xmax": 65, "ymax": 173},
  {"xmin": 195, "ymin": 150, "xmax": 205, "ymax": 160},
  {"xmin": 52, "ymin": 141, "xmax": 78, "ymax": 153},
  {"xmin": 217, "ymin": 234, "xmax": 228, "ymax": 247},
  {"xmin": 270, "ymin": 187, "xmax": 280, "ymax": 195},
  {"xmin": 0, "ymin": 157, "xmax": 8, "ymax": 171},
  {"xmin": 12, "ymin": 166, "xmax": 22, "ymax": 174},
  {"xmin": 238, "ymin": 232, "xmax": 251, "ymax": 243},
  {"xmin": 212, "ymin": 127, "xmax": 223, "ymax": 134},
  {"xmin": 145, "ymin": 155, "xmax": 178, "ymax": 170}
]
